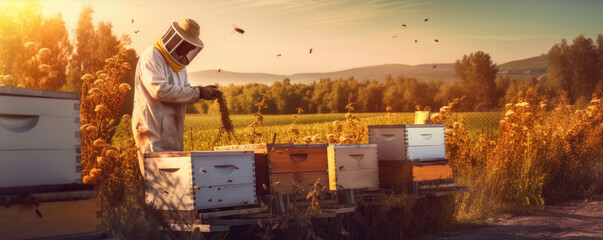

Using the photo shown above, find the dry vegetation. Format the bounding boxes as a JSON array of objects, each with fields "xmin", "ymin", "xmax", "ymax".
[
  {"xmin": 90, "ymin": 75, "xmax": 602, "ymax": 239},
  {"xmin": 76, "ymin": 50, "xmax": 601, "ymax": 239}
]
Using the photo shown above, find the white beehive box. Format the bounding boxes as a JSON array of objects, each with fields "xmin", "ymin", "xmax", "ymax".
[
  {"xmin": 143, "ymin": 151, "xmax": 257, "ymax": 211},
  {"xmin": 327, "ymin": 144, "xmax": 379, "ymax": 190},
  {"xmin": 0, "ymin": 87, "xmax": 81, "ymax": 188},
  {"xmin": 368, "ymin": 124, "xmax": 446, "ymax": 161}
]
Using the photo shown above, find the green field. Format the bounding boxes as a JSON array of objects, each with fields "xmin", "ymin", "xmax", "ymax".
[{"xmin": 183, "ymin": 112, "xmax": 503, "ymax": 151}]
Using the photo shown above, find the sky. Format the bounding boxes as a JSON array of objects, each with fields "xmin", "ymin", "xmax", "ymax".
[{"xmin": 33, "ymin": 0, "xmax": 603, "ymax": 75}]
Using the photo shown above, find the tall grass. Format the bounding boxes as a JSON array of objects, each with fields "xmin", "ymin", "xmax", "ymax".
[{"xmin": 447, "ymin": 88, "xmax": 603, "ymax": 221}]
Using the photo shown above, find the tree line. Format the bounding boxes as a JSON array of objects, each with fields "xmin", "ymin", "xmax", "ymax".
[
  {"xmin": 1, "ymin": 2, "xmax": 601, "ymax": 115},
  {"xmin": 193, "ymin": 34, "xmax": 603, "ymax": 114}
]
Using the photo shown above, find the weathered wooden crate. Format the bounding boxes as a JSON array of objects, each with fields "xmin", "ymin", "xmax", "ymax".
[
  {"xmin": 0, "ymin": 187, "xmax": 101, "ymax": 240},
  {"xmin": 368, "ymin": 124, "xmax": 446, "ymax": 161},
  {"xmin": 144, "ymin": 151, "xmax": 257, "ymax": 211},
  {"xmin": 327, "ymin": 144, "xmax": 379, "ymax": 190},
  {"xmin": 215, "ymin": 143, "xmax": 329, "ymax": 196},
  {"xmin": 0, "ymin": 87, "xmax": 81, "ymax": 188}
]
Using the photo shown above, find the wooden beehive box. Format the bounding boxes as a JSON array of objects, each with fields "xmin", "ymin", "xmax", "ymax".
[
  {"xmin": 266, "ymin": 143, "xmax": 329, "ymax": 195},
  {"xmin": 214, "ymin": 144, "xmax": 270, "ymax": 197},
  {"xmin": 377, "ymin": 160, "xmax": 414, "ymax": 191},
  {"xmin": 143, "ymin": 151, "xmax": 257, "ymax": 210},
  {"xmin": 215, "ymin": 143, "xmax": 329, "ymax": 196},
  {"xmin": 0, "ymin": 185, "xmax": 101, "ymax": 240},
  {"xmin": 368, "ymin": 124, "xmax": 446, "ymax": 162},
  {"xmin": 413, "ymin": 161, "xmax": 453, "ymax": 181},
  {"xmin": 0, "ymin": 87, "xmax": 81, "ymax": 188},
  {"xmin": 327, "ymin": 144, "xmax": 379, "ymax": 190}
]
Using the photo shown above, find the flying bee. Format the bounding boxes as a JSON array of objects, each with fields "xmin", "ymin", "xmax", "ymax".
[
  {"xmin": 262, "ymin": 184, "xmax": 268, "ymax": 190},
  {"xmin": 134, "ymin": 30, "xmax": 140, "ymax": 34},
  {"xmin": 274, "ymin": 181, "xmax": 282, "ymax": 185},
  {"xmin": 276, "ymin": 54, "xmax": 282, "ymax": 57},
  {"xmin": 309, "ymin": 48, "xmax": 313, "ymax": 54},
  {"xmin": 233, "ymin": 24, "xmax": 245, "ymax": 34},
  {"xmin": 435, "ymin": 39, "xmax": 439, "ymax": 42},
  {"xmin": 217, "ymin": 68, "xmax": 221, "ymax": 72},
  {"xmin": 402, "ymin": 24, "xmax": 407, "ymax": 27},
  {"xmin": 433, "ymin": 65, "xmax": 437, "ymax": 68}
]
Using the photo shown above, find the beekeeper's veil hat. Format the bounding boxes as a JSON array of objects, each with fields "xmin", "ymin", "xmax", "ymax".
[{"xmin": 160, "ymin": 19, "xmax": 204, "ymax": 66}]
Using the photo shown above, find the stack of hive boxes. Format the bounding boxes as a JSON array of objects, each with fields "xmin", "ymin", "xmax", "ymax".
[
  {"xmin": 143, "ymin": 151, "xmax": 257, "ymax": 210},
  {"xmin": 369, "ymin": 124, "xmax": 453, "ymax": 193},
  {"xmin": 0, "ymin": 86, "xmax": 82, "ymax": 188},
  {"xmin": 0, "ymin": 87, "xmax": 102, "ymax": 239},
  {"xmin": 214, "ymin": 143, "xmax": 330, "ymax": 198}
]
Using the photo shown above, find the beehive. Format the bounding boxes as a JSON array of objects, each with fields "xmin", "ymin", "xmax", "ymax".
[
  {"xmin": 215, "ymin": 143, "xmax": 329, "ymax": 196},
  {"xmin": 143, "ymin": 151, "xmax": 257, "ymax": 210},
  {"xmin": 327, "ymin": 144, "xmax": 379, "ymax": 190},
  {"xmin": 0, "ymin": 87, "xmax": 81, "ymax": 188},
  {"xmin": 368, "ymin": 124, "xmax": 446, "ymax": 161},
  {"xmin": 213, "ymin": 144, "xmax": 270, "ymax": 197},
  {"xmin": 266, "ymin": 143, "xmax": 329, "ymax": 195}
]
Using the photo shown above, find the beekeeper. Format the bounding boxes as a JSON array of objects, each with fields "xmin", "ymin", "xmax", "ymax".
[{"xmin": 132, "ymin": 19, "xmax": 221, "ymax": 174}]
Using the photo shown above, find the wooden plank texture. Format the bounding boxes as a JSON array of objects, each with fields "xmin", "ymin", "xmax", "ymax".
[
  {"xmin": 407, "ymin": 145, "xmax": 446, "ymax": 161},
  {"xmin": 0, "ymin": 197, "xmax": 101, "ymax": 240},
  {"xmin": 0, "ymin": 95, "xmax": 79, "ymax": 118},
  {"xmin": 330, "ymin": 169, "xmax": 379, "ymax": 190},
  {"xmin": 213, "ymin": 146, "xmax": 272, "ymax": 197},
  {"xmin": 0, "ymin": 116, "xmax": 80, "ymax": 150},
  {"xmin": 328, "ymin": 144, "xmax": 378, "ymax": 171},
  {"xmin": 413, "ymin": 163, "xmax": 453, "ymax": 181},
  {"xmin": 267, "ymin": 146, "xmax": 328, "ymax": 173},
  {"xmin": 194, "ymin": 183, "xmax": 257, "ymax": 209},
  {"xmin": 0, "ymin": 149, "xmax": 81, "ymax": 188},
  {"xmin": 0, "ymin": 86, "xmax": 79, "ymax": 100},
  {"xmin": 368, "ymin": 127, "xmax": 407, "ymax": 160},
  {"xmin": 406, "ymin": 126, "xmax": 445, "ymax": 146},
  {"xmin": 192, "ymin": 154, "xmax": 255, "ymax": 186},
  {"xmin": 378, "ymin": 160, "xmax": 414, "ymax": 192},
  {"xmin": 270, "ymin": 171, "xmax": 328, "ymax": 195}
]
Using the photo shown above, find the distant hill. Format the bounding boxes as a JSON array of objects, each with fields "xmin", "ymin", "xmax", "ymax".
[
  {"xmin": 498, "ymin": 54, "xmax": 548, "ymax": 78},
  {"xmin": 189, "ymin": 55, "xmax": 550, "ymax": 86},
  {"xmin": 499, "ymin": 54, "xmax": 548, "ymax": 70},
  {"xmin": 189, "ymin": 63, "xmax": 455, "ymax": 86}
]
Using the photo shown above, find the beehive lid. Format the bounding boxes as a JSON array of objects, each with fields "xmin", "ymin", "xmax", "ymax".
[
  {"xmin": 144, "ymin": 151, "xmax": 252, "ymax": 158},
  {"xmin": 328, "ymin": 144, "xmax": 377, "ymax": 149},
  {"xmin": 0, "ymin": 86, "xmax": 79, "ymax": 100},
  {"xmin": 266, "ymin": 143, "xmax": 328, "ymax": 148},
  {"xmin": 368, "ymin": 124, "xmax": 445, "ymax": 128}
]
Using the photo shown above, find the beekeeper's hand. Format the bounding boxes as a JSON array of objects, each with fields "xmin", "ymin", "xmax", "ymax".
[{"xmin": 198, "ymin": 85, "xmax": 222, "ymax": 100}]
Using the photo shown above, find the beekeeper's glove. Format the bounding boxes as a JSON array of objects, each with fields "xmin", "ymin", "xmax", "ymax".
[{"xmin": 198, "ymin": 85, "xmax": 221, "ymax": 100}]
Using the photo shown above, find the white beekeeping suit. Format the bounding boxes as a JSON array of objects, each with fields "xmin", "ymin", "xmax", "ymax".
[{"xmin": 132, "ymin": 19, "xmax": 221, "ymax": 174}]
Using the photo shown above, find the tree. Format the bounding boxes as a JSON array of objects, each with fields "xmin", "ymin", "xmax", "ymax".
[
  {"xmin": 547, "ymin": 35, "xmax": 603, "ymax": 105},
  {"xmin": 454, "ymin": 51, "xmax": 499, "ymax": 111},
  {"xmin": 0, "ymin": 1, "xmax": 72, "ymax": 90}
]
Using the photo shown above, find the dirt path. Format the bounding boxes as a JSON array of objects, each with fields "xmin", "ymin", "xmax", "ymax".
[{"xmin": 430, "ymin": 196, "xmax": 603, "ymax": 240}]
